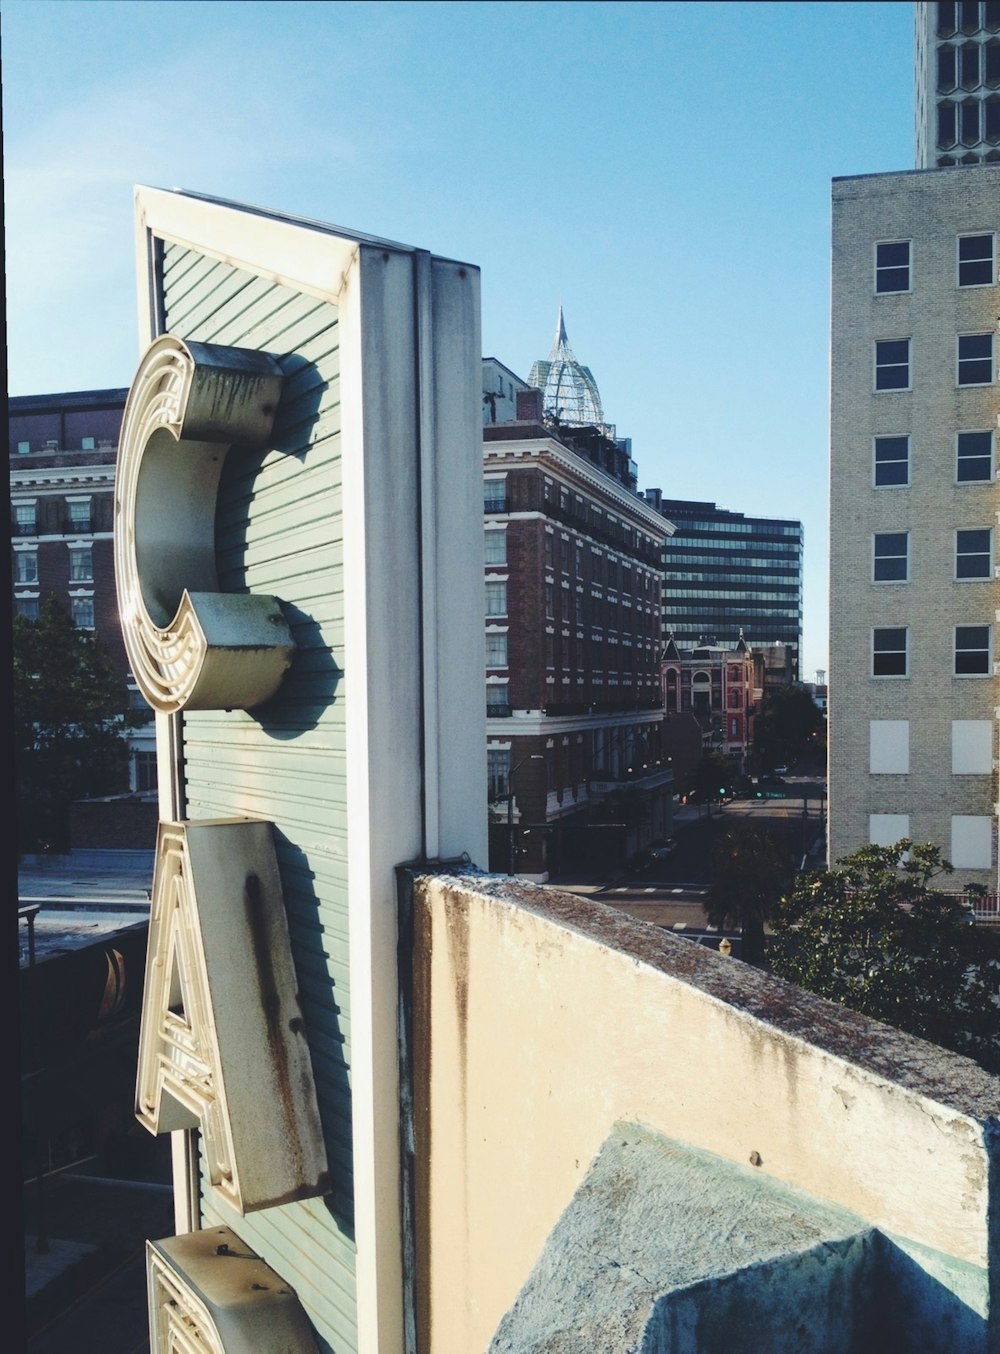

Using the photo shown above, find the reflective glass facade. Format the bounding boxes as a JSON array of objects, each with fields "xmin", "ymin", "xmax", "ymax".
[{"xmin": 656, "ymin": 499, "xmax": 803, "ymax": 680}]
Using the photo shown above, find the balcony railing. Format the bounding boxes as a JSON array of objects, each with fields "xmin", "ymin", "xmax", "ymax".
[
  {"xmin": 954, "ymin": 891, "xmax": 1000, "ymax": 923},
  {"xmin": 486, "ymin": 703, "xmax": 512, "ymax": 718}
]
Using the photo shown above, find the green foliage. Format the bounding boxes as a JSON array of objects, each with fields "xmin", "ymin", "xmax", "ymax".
[
  {"xmin": 707, "ymin": 823, "xmax": 796, "ymax": 966},
  {"xmin": 770, "ymin": 840, "xmax": 1000, "ymax": 1073},
  {"xmin": 691, "ymin": 749, "xmax": 731, "ymax": 804},
  {"xmin": 754, "ymin": 685, "xmax": 824, "ymax": 770},
  {"xmin": 14, "ymin": 597, "xmax": 139, "ymax": 853}
]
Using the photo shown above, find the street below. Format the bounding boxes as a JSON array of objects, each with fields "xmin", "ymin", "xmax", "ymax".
[{"xmin": 551, "ymin": 776, "xmax": 827, "ymax": 949}]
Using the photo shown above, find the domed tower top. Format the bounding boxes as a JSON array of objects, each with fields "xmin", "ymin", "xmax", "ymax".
[{"xmin": 527, "ymin": 307, "xmax": 604, "ymax": 427}]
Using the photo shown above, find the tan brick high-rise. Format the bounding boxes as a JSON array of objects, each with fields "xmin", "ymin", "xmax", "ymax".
[{"xmin": 829, "ymin": 161, "xmax": 1000, "ymax": 887}]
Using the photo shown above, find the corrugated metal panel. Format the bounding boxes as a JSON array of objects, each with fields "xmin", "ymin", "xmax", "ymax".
[{"xmin": 161, "ymin": 242, "xmax": 356, "ymax": 1352}]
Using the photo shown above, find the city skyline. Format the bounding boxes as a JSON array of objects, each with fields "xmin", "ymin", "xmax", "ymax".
[{"xmin": 3, "ymin": 1, "xmax": 917, "ymax": 678}]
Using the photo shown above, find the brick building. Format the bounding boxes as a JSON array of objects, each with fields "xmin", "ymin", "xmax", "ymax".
[
  {"xmin": 484, "ymin": 376, "xmax": 674, "ymax": 879},
  {"xmin": 9, "ymin": 389, "xmax": 158, "ymax": 802},
  {"xmin": 661, "ymin": 631, "xmax": 757, "ymax": 769}
]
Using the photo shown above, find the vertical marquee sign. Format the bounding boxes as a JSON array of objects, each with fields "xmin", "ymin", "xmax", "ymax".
[
  {"xmin": 122, "ymin": 185, "xmax": 488, "ymax": 1353},
  {"xmin": 116, "ymin": 334, "xmax": 329, "ymax": 1219}
]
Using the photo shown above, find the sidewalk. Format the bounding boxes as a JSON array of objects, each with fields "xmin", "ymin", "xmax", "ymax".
[{"xmin": 24, "ymin": 1167, "xmax": 174, "ymax": 1346}]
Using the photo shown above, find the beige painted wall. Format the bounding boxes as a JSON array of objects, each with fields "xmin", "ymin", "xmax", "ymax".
[{"xmin": 408, "ymin": 873, "xmax": 998, "ymax": 1353}]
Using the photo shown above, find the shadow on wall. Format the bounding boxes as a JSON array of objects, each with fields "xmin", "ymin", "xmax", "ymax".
[
  {"xmin": 273, "ymin": 828, "xmax": 354, "ymax": 1235},
  {"xmin": 215, "ymin": 362, "xmax": 341, "ymax": 741}
]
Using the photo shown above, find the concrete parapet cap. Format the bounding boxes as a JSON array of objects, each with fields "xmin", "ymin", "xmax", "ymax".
[
  {"xmin": 408, "ymin": 867, "xmax": 1000, "ymax": 1123},
  {"xmin": 401, "ymin": 866, "xmax": 999, "ymax": 1349}
]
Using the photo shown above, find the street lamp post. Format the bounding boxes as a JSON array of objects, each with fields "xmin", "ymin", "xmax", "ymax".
[{"xmin": 508, "ymin": 753, "xmax": 543, "ymax": 876}]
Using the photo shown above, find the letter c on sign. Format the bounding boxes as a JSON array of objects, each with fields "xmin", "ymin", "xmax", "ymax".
[{"xmin": 114, "ymin": 335, "xmax": 295, "ymax": 712}]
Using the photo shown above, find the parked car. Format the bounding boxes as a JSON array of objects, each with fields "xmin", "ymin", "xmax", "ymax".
[{"xmin": 626, "ymin": 840, "xmax": 677, "ymax": 875}]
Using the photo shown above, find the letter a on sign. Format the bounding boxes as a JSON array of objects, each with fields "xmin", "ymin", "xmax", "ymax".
[
  {"xmin": 136, "ymin": 819, "xmax": 330, "ymax": 1214},
  {"xmin": 115, "ymin": 334, "xmax": 295, "ymax": 713}
]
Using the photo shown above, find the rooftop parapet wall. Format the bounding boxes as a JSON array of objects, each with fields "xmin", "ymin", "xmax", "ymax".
[{"xmin": 400, "ymin": 869, "xmax": 999, "ymax": 1354}]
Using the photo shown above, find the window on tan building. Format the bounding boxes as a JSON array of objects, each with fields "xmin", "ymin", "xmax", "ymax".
[
  {"xmin": 955, "ymin": 528, "xmax": 992, "ymax": 579},
  {"xmin": 875, "ymin": 338, "xmax": 910, "ymax": 391},
  {"xmin": 957, "ymin": 429, "xmax": 994, "ymax": 482},
  {"xmin": 874, "ymin": 435, "xmax": 909, "ymax": 486},
  {"xmin": 875, "ymin": 240, "xmax": 910, "ymax": 293},
  {"xmin": 957, "ymin": 332, "xmax": 994, "ymax": 385},
  {"xmin": 955, "ymin": 624, "xmax": 991, "ymax": 674},
  {"xmin": 958, "ymin": 232, "xmax": 996, "ymax": 285},
  {"xmin": 873, "ymin": 531, "xmax": 909, "ymax": 582},
  {"xmin": 873, "ymin": 626, "xmax": 908, "ymax": 676}
]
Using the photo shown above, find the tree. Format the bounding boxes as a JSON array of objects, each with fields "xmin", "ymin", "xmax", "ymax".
[
  {"xmin": 706, "ymin": 823, "xmax": 795, "ymax": 967},
  {"xmin": 770, "ymin": 840, "xmax": 1000, "ymax": 1073},
  {"xmin": 14, "ymin": 597, "xmax": 139, "ymax": 854},
  {"xmin": 753, "ymin": 685, "xmax": 824, "ymax": 770},
  {"xmin": 690, "ymin": 749, "xmax": 732, "ymax": 813}
]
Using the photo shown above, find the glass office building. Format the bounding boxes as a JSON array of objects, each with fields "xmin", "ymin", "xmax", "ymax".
[{"xmin": 652, "ymin": 498, "xmax": 803, "ymax": 681}]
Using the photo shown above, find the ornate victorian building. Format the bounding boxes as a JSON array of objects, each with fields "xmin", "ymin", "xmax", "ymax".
[{"xmin": 661, "ymin": 631, "xmax": 757, "ymax": 768}]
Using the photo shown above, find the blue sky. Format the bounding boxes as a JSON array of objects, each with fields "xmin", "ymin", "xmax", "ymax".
[{"xmin": 3, "ymin": 1, "xmax": 916, "ymax": 678}]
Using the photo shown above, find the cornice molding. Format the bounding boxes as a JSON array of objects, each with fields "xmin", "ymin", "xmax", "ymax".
[
  {"xmin": 11, "ymin": 465, "xmax": 116, "ymax": 494},
  {"xmin": 483, "ymin": 436, "xmax": 672, "ymax": 537}
]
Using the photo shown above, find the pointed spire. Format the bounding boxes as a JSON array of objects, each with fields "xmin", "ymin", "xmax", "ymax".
[
  {"xmin": 555, "ymin": 305, "xmax": 568, "ymax": 350},
  {"xmin": 529, "ymin": 307, "xmax": 604, "ymax": 427},
  {"xmin": 548, "ymin": 306, "xmax": 572, "ymax": 361}
]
